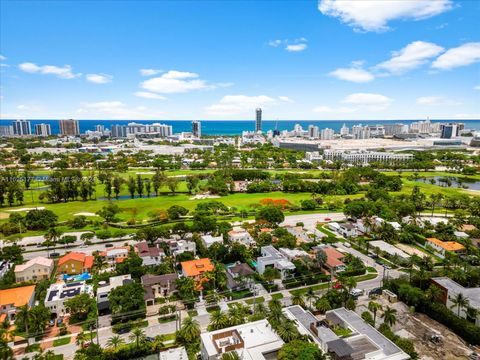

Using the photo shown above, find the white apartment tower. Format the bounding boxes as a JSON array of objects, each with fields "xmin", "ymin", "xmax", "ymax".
[
  {"xmin": 34, "ymin": 123, "xmax": 52, "ymax": 137},
  {"xmin": 320, "ymin": 127, "xmax": 334, "ymax": 140},
  {"xmin": 12, "ymin": 119, "xmax": 32, "ymax": 136}
]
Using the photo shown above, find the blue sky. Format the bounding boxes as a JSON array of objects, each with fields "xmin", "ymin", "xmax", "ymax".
[{"xmin": 0, "ymin": 0, "xmax": 479, "ymax": 120}]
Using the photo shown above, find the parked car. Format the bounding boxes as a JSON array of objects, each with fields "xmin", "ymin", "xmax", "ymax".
[
  {"xmin": 49, "ymin": 320, "xmax": 55, "ymax": 327},
  {"xmin": 349, "ymin": 288, "xmax": 363, "ymax": 298},
  {"xmin": 369, "ymin": 287, "xmax": 382, "ymax": 296},
  {"xmin": 117, "ymin": 327, "xmax": 129, "ymax": 334},
  {"xmin": 49, "ymin": 252, "xmax": 60, "ymax": 258},
  {"xmin": 56, "ymin": 318, "xmax": 63, "ymax": 326},
  {"xmin": 105, "ymin": 243, "xmax": 114, "ymax": 248},
  {"xmin": 145, "ymin": 337, "xmax": 155, "ymax": 343},
  {"xmin": 333, "ymin": 282, "xmax": 343, "ymax": 289}
]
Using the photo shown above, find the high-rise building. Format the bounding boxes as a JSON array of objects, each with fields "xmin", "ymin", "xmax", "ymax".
[
  {"xmin": 441, "ymin": 123, "xmax": 459, "ymax": 139},
  {"xmin": 95, "ymin": 125, "xmax": 105, "ymax": 133},
  {"xmin": 352, "ymin": 124, "xmax": 370, "ymax": 139},
  {"xmin": 59, "ymin": 119, "xmax": 80, "ymax": 136},
  {"xmin": 320, "ymin": 128, "xmax": 334, "ymax": 140},
  {"xmin": 192, "ymin": 120, "xmax": 201, "ymax": 138},
  {"xmin": 12, "ymin": 119, "xmax": 32, "ymax": 135},
  {"xmin": 340, "ymin": 123, "xmax": 349, "ymax": 136},
  {"xmin": 308, "ymin": 125, "xmax": 319, "ymax": 139},
  {"xmin": 110, "ymin": 122, "xmax": 172, "ymax": 138},
  {"xmin": 255, "ymin": 108, "xmax": 262, "ymax": 132},
  {"xmin": 0, "ymin": 125, "xmax": 14, "ymax": 137},
  {"xmin": 34, "ymin": 123, "xmax": 52, "ymax": 137}
]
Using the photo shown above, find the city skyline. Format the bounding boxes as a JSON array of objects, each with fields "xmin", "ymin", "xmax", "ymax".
[{"xmin": 1, "ymin": 1, "xmax": 479, "ymax": 121}]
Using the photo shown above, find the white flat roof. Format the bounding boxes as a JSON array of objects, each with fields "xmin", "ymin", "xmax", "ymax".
[{"xmin": 200, "ymin": 319, "xmax": 284, "ymax": 358}]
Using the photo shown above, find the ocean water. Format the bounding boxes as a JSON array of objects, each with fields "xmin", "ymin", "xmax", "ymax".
[{"xmin": 1, "ymin": 119, "xmax": 480, "ymax": 136}]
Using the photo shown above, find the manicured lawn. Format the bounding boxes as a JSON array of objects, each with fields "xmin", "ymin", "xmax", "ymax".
[
  {"xmin": 245, "ymin": 296, "xmax": 265, "ymax": 305},
  {"xmin": 158, "ymin": 315, "xmax": 177, "ymax": 324},
  {"xmin": 25, "ymin": 343, "xmax": 41, "ymax": 353},
  {"xmin": 162, "ymin": 333, "xmax": 176, "ymax": 341},
  {"xmin": 53, "ymin": 337, "xmax": 71, "ymax": 347},
  {"xmin": 271, "ymin": 293, "xmax": 283, "ymax": 300},
  {"xmin": 316, "ymin": 225, "xmax": 338, "ymax": 238},
  {"xmin": 187, "ymin": 309, "xmax": 198, "ymax": 317}
]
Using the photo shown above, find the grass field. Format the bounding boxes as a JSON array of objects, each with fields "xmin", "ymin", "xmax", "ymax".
[
  {"xmin": 0, "ymin": 169, "xmax": 477, "ymax": 240},
  {"xmin": 53, "ymin": 336, "xmax": 71, "ymax": 347}
]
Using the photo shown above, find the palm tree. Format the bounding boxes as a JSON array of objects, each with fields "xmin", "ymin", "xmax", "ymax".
[
  {"xmin": 178, "ymin": 316, "xmax": 200, "ymax": 344},
  {"xmin": 15, "ymin": 305, "xmax": 30, "ymax": 337},
  {"xmin": 44, "ymin": 227, "xmax": 62, "ymax": 256},
  {"xmin": 228, "ymin": 305, "xmax": 247, "ymax": 326},
  {"xmin": 129, "ymin": 327, "xmax": 146, "ymax": 348},
  {"xmin": 152, "ymin": 334, "xmax": 166, "ymax": 352},
  {"xmin": 305, "ymin": 288, "xmax": 317, "ymax": 310},
  {"xmin": 450, "ymin": 293, "xmax": 469, "ymax": 317},
  {"xmin": 209, "ymin": 310, "xmax": 229, "ymax": 331},
  {"xmin": 291, "ymin": 293, "xmax": 305, "ymax": 307},
  {"xmin": 466, "ymin": 306, "xmax": 478, "ymax": 323},
  {"xmin": 75, "ymin": 332, "xmax": 87, "ymax": 347},
  {"xmin": 425, "ymin": 285, "xmax": 442, "ymax": 303},
  {"xmin": 315, "ymin": 250, "xmax": 327, "ymax": 269},
  {"xmin": 222, "ymin": 351, "xmax": 241, "ymax": 360},
  {"xmin": 276, "ymin": 320, "xmax": 299, "ymax": 342},
  {"xmin": 314, "ymin": 297, "xmax": 331, "ymax": 314},
  {"xmin": 267, "ymin": 307, "xmax": 284, "ymax": 327},
  {"xmin": 382, "ymin": 306, "xmax": 397, "ymax": 327},
  {"xmin": 368, "ymin": 301, "xmax": 382, "ymax": 327},
  {"xmin": 268, "ymin": 298, "xmax": 282, "ymax": 313},
  {"xmin": 106, "ymin": 334, "xmax": 124, "ymax": 350}
]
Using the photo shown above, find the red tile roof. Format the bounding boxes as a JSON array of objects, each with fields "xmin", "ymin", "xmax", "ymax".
[{"xmin": 58, "ymin": 252, "xmax": 86, "ymax": 266}]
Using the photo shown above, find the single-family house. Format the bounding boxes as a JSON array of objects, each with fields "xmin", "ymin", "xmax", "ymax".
[
  {"xmin": 0, "ymin": 285, "xmax": 36, "ymax": 321},
  {"xmin": 181, "ymin": 258, "xmax": 214, "ymax": 281},
  {"xmin": 312, "ymin": 245, "xmax": 346, "ymax": 273},
  {"xmin": 97, "ymin": 274, "xmax": 132, "ymax": 314},
  {"xmin": 134, "ymin": 241, "xmax": 164, "ymax": 266},
  {"xmin": 45, "ymin": 281, "xmax": 93, "ymax": 317},
  {"xmin": 141, "ymin": 273, "xmax": 178, "ymax": 306},
  {"xmin": 256, "ymin": 246, "xmax": 295, "ymax": 280},
  {"xmin": 432, "ymin": 277, "xmax": 480, "ymax": 326},
  {"xmin": 338, "ymin": 223, "xmax": 358, "ymax": 238},
  {"xmin": 426, "ymin": 237, "xmax": 466, "ymax": 258},
  {"xmin": 228, "ymin": 230, "xmax": 254, "ymax": 247},
  {"xmin": 168, "ymin": 240, "xmax": 196, "ymax": 257},
  {"xmin": 201, "ymin": 235, "xmax": 223, "ymax": 249},
  {"xmin": 15, "ymin": 256, "xmax": 54, "ymax": 283},
  {"xmin": 99, "ymin": 246, "xmax": 129, "ymax": 264},
  {"xmin": 226, "ymin": 263, "xmax": 255, "ymax": 291},
  {"xmin": 57, "ymin": 252, "xmax": 94, "ymax": 275}
]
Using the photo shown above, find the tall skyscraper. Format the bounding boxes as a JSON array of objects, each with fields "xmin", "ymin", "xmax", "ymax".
[
  {"xmin": 0, "ymin": 126, "xmax": 14, "ymax": 137},
  {"xmin": 441, "ymin": 123, "xmax": 459, "ymax": 139},
  {"xmin": 12, "ymin": 119, "xmax": 31, "ymax": 135},
  {"xmin": 59, "ymin": 119, "xmax": 80, "ymax": 136},
  {"xmin": 35, "ymin": 123, "xmax": 52, "ymax": 137},
  {"xmin": 95, "ymin": 125, "xmax": 105, "ymax": 133},
  {"xmin": 255, "ymin": 108, "xmax": 262, "ymax": 132},
  {"xmin": 308, "ymin": 125, "xmax": 319, "ymax": 139},
  {"xmin": 320, "ymin": 128, "xmax": 334, "ymax": 140},
  {"xmin": 340, "ymin": 123, "xmax": 349, "ymax": 136},
  {"xmin": 192, "ymin": 120, "xmax": 201, "ymax": 138}
]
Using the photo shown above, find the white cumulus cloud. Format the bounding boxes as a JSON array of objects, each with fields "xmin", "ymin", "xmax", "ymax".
[
  {"xmin": 86, "ymin": 73, "xmax": 113, "ymax": 84},
  {"xmin": 140, "ymin": 68, "xmax": 162, "ymax": 76},
  {"xmin": 140, "ymin": 70, "xmax": 210, "ymax": 93},
  {"xmin": 79, "ymin": 101, "xmax": 159, "ymax": 119},
  {"xmin": 18, "ymin": 62, "xmax": 81, "ymax": 79},
  {"xmin": 278, "ymin": 96, "xmax": 294, "ymax": 103},
  {"xmin": 416, "ymin": 96, "xmax": 460, "ymax": 106},
  {"xmin": 376, "ymin": 41, "xmax": 444, "ymax": 74},
  {"xmin": 206, "ymin": 95, "xmax": 275, "ymax": 116},
  {"xmin": 0, "ymin": 55, "xmax": 6, "ymax": 61},
  {"xmin": 286, "ymin": 43, "xmax": 307, "ymax": 52},
  {"xmin": 318, "ymin": 0, "xmax": 453, "ymax": 32},
  {"xmin": 134, "ymin": 91, "xmax": 167, "ymax": 100},
  {"xmin": 431, "ymin": 42, "xmax": 480, "ymax": 70},
  {"xmin": 341, "ymin": 92, "xmax": 393, "ymax": 111},
  {"xmin": 268, "ymin": 40, "xmax": 282, "ymax": 47},
  {"xmin": 329, "ymin": 67, "xmax": 375, "ymax": 83}
]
